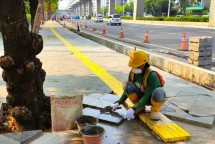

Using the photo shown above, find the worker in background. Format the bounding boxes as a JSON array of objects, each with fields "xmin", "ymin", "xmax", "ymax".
[{"xmin": 111, "ymin": 50, "xmax": 166, "ymax": 120}]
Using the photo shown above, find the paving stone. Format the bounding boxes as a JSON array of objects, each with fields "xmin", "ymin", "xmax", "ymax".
[
  {"xmin": 30, "ymin": 130, "xmax": 83, "ymax": 144},
  {"xmin": 83, "ymin": 107, "xmax": 126, "ymax": 125},
  {"xmin": 161, "ymin": 102, "xmax": 188, "ymax": 121},
  {"xmin": 83, "ymin": 96, "xmax": 95, "ymax": 106},
  {"xmin": 98, "ymin": 93, "xmax": 120, "ymax": 102},
  {"xmin": 83, "ymin": 93, "xmax": 120, "ymax": 109},
  {"xmin": 189, "ymin": 37, "xmax": 207, "ymax": 43},
  {"xmin": 188, "ymin": 96, "xmax": 215, "ymax": 117},
  {"xmin": 1, "ymin": 130, "xmax": 42, "ymax": 144},
  {"xmin": 0, "ymin": 135, "xmax": 19, "ymax": 144},
  {"xmin": 185, "ymin": 114, "xmax": 215, "ymax": 128},
  {"xmin": 167, "ymin": 96, "xmax": 198, "ymax": 111}
]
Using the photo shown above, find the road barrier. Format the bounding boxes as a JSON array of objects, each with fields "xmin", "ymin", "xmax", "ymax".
[
  {"xmin": 119, "ymin": 27, "xmax": 124, "ymax": 38},
  {"xmin": 144, "ymin": 29, "xmax": 149, "ymax": 43},
  {"xmin": 102, "ymin": 26, "xmax": 106, "ymax": 34},
  {"xmin": 93, "ymin": 24, "xmax": 96, "ymax": 31},
  {"xmin": 180, "ymin": 32, "xmax": 187, "ymax": 51},
  {"xmin": 85, "ymin": 22, "xmax": 88, "ymax": 29}
]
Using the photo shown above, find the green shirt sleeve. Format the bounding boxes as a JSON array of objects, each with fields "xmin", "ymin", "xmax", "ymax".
[
  {"xmin": 133, "ymin": 72, "xmax": 160, "ymax": 110},
  {"xmin": 118, "ymin": 71, "xmax": 131, "ymax": 104},
  {"xmin": 118, "ymin": 92, "xmax": 127, "ymax": 104}
]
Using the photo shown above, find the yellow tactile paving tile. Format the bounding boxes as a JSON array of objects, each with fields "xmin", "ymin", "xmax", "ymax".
[{"xmin": 50, "ymin": 22, "xmax": 191, "ymax": 143}]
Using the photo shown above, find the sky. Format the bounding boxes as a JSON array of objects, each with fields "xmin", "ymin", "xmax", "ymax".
[{"xmin": 58, "ymin": 0, "xmax": 69, "ymax": 10}]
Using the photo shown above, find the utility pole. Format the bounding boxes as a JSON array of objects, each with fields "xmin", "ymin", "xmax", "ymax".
[{"xmin": 168, "ymin": 0, "xmax": 171, "ymax": 17}]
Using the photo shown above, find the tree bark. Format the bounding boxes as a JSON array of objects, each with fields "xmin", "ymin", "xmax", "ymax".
[
  {"xmin": 47, "ymin": 3, "xmax": 52, "ymax": 20},
  {"xmin": 30, "ymin": 0, "xmax": 38, "ymax": 30},
  {"xmin": 0, "ymin": 0, "xmax": 50, "ymax": 130},
  {"xmin": 32, "ymin": 0, "xmax": 43, "ymax": 34}
]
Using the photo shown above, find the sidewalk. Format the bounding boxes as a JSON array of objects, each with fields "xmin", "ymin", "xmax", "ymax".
[{"xmin": 0, "ymin": 21, "xmax": 215, "ymax": 143}]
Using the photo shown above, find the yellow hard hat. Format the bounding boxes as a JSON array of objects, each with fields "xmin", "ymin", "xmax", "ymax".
[{"xmin": 128, "ymin": 51, "xmax": 148, "ymax": 68}]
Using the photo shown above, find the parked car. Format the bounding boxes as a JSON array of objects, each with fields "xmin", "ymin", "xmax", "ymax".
[
  {"xmin": 86, "ymin": 15, "xmax": 91, "ymax": 20},
  {"xmin": 72, "ymin": 15, "xmax": 80, "ymax": 19},
  {"xmin": 66, "ymin": 15, "xmax": 71, "ymax": 19},
  {"xmin": 94, "ymin": 14, "xmax": 103, "ymax": 22},
  {"xmin": 107, "ymin": 14, "xmax": 121, "ymax": 25}
]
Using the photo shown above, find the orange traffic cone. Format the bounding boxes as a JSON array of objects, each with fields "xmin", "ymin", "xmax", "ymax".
[
  {"xmin": 119, "ymin": 27, "xmax": 124, "ymax": 38},
  {"xmin": 93, "ymin": 24, "xmax": 96, "ymax": 31},
  {"xmin": 85, "ymin": 22, "xmax": 88, "ymax": 28},
  {"xmin": 180, "ymin": 32, "xmax": 187, "ymax": 51},
  {"xmin": 144, "ymin": 29, "xmax": 149, "ymax": 43},
  {"xmin": 102, "ymin": 26, "xmax": 106, "ymax": 34}
]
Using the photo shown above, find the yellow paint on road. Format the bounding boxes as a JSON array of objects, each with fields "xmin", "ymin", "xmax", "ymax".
[
  {"xmin": 49, "ymin": 22, "xmax": 123, "ymax": 96},
  {"xmin": 49, "ymin": 21, "xmax": 191, "ymax": 143}
]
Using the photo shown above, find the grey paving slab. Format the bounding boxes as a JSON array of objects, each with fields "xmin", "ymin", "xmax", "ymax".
[
  {"xmin": 189, "ymin": 96, "xmax": 215, "ymax": 115},
  {"xmin": 167, "ymin": 96, "xmax": 198, "ymax": 111},
  {"xmin": 185, "ymin": 114, "xmax": 215, "ymax": 128},
  {"xmin": 83, "ymin": 93, "xmax": 120, "ymax": 109},
  {"xmin": 161, "ymin": 102, "xmax": 188, "ymax": 121},
  {"xmin": 99, "ymin": 93, "xmax": 120, "ymax": 102},
  {"xmin": 30, "ymin": 130, "xmax": 83, "ymax": 144},
  {"xmin": 83, "ymin": 107, "xmax": 125, "ymax": 125},
  {"xmin": 0, "ymin": 135, "xmax": 19, "ymax": 144},
  {"xmin": 1, "ymin": 130, "xmax": 42, "ymax": 144}
]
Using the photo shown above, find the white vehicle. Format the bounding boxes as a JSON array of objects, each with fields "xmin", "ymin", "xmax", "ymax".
[
  {"xmin": 107, "ymin": 14, "xmax": 121, "ymax": 25},
  {"xmin": 94, "ymin": 15, "xmax": 103, "ymax": 22}
]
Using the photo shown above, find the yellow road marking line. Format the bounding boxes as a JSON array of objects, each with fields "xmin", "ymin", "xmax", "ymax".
[
  {"xmin": 49, "ymin": 22, "xmax": 191, "ymax": 143},
  {"xmin": 49, "ymin": 22, "xmax": 123, "ymax": 96}
]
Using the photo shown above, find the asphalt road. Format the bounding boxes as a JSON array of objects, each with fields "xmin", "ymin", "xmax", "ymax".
[
  {"xmin": 71, "ymin": 18, "xmax": 215, "ymax": 61},
  {"xmin": 1, "ymin": 19, "xmax": 215, "ymax": 61}
]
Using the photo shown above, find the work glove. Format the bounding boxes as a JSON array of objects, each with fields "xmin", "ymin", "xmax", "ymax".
[
  {"xmin": 110, "ymin": 103, "xmax": 120, "ymax": 111},
  {"xmin": 123, "ymin": 108, "xmax": 135, "ymax": 120}
]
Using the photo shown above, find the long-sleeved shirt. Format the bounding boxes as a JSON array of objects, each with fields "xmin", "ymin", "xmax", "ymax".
[{"xmin": 118, "ymin": 71, "xmax": 161, "ymax": 110}]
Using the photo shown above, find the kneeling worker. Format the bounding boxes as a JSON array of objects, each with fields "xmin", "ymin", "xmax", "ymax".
[{"xmin": 111, "ymin": 50, "xmax": 166, "ymax": 120}]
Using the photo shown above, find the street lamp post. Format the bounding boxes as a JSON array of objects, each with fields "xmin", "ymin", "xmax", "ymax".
[{"xmin": 168, "ymin": 0, "xmax": 171, "ymax": 17}]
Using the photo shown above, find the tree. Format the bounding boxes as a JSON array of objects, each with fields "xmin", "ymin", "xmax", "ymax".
[
  {"xmin": 0, "ymin": 0, "xmax": 50, "ymax": 130},
  {"xmin": 45, "ymin": 0, "xmax": 59, "ymax": 20},
  {"xmin": 144, "ymin": 0, "xmax": 170, "ymax": 16},
  {"xmin": 115, "ymin": 5, "xmax": 123, "ymax": 15},
  {"xmin": 124, "ymin": 1, "xmax": 134, "ymax": 15},
  {"xmin": 100, "ymin": 6, "xmax": 108, "ymax": 16},
  {"xmin": 179, "ymin": 0, "xmax": 190, "ymax": 14},
  {"xmin": 29, "ymin": 0, "xmax": 38, "ymax": 30}
]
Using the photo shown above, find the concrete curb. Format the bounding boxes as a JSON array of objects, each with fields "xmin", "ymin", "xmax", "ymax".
[
  {"xmin": 80, "ymin": 30, "xmax": 215, "ymax": 90},
  {"xmin": 121, "ymin": 20, "xmax": 215, "ymax": 29},
  {"xmin": 62, "ymin": 22, "xmax": 215, "ymax": 90}
]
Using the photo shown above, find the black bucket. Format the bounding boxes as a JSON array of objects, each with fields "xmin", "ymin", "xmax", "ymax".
[{"xmin": 76, "ymin": 115, "xmax": 98, "ymax": 132}]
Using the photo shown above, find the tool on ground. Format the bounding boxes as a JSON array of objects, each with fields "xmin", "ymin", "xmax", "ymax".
[{"xmin": 100, "ymin": 106, "xmax": 123, "ymax": 118}]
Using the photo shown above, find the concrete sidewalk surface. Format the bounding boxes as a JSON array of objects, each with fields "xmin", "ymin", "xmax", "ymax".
[{"xmin": 0, "ymin": 21, "xmax": 214, "ymax": 143}]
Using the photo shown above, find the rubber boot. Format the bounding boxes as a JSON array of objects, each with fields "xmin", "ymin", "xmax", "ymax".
[
  {"xmin": 127, "ymin": 93, "xmax": 139, "ymax": 104},
  {"xmin": 150, "ymin": 99, "xmax": 164, "ymax": 120}
]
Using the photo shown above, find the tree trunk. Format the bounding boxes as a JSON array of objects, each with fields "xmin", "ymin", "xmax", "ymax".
[
  {"xmin": 47, "ymin": 3, "xmax": 52, "ymax": 20},
  {"xmin": 0, "ymin": 0, "xmax": 50, "ymax": 130},
  {"xmin": 30, "ymin": 0, "xmax": 38, "ymax": 30},
  {"xmin": 32, "ymin": 0, "xmax": 44, "ymax": 34},
  {"xmin": 42, "ymin": 0, "xmax": 45, "ymax": 24}
]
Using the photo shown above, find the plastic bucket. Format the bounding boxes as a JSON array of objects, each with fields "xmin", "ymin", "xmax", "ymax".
[
  {"xmin": 80, "ymin": 125, "xmax": 104, "ymax": 144},
  {"xmin": 76, "ymin": 115, "xmax": 98, "ymax": 132}
]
